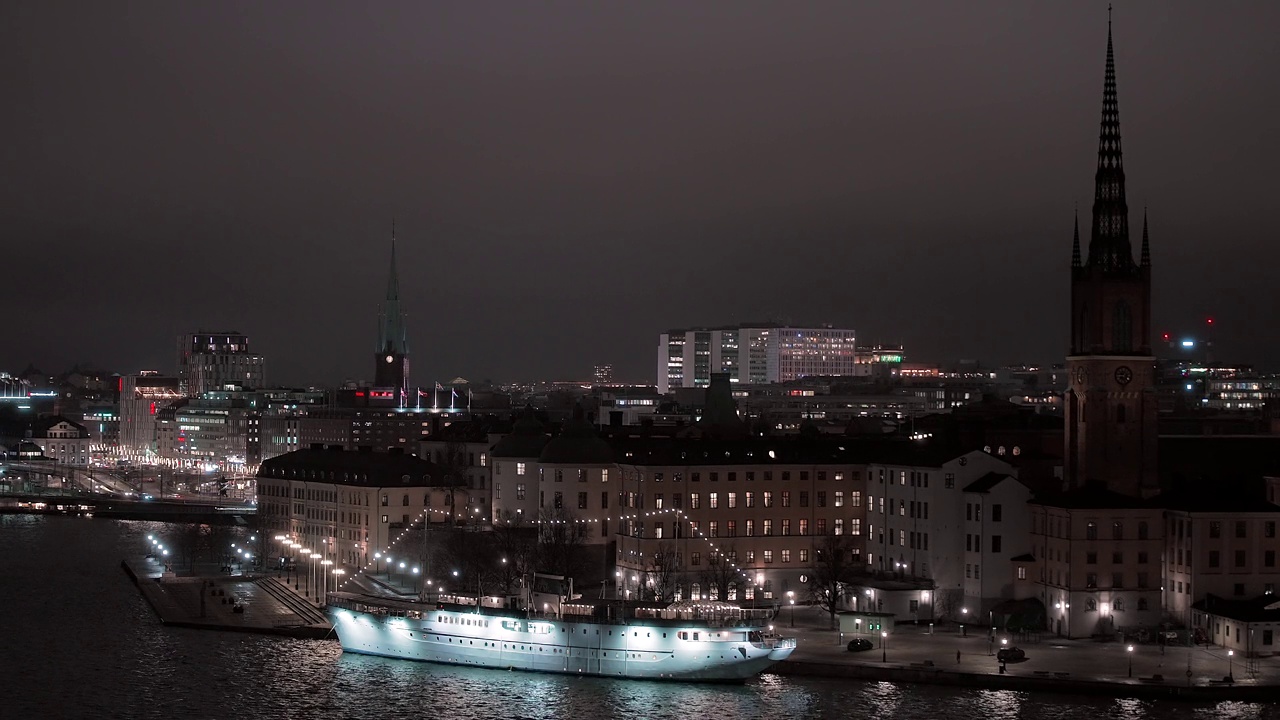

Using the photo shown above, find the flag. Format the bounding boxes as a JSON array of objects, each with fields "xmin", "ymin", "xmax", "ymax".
[
  {"xmin": 451, "ymin": 388, "xmax": 458, "ymax": 399},
  {"xmin": 435, "ymin": 382, "xmax": 444, "ymax": 390}
]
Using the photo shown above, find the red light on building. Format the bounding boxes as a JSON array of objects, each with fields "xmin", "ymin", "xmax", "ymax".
[
  {"xmin": 355, "ymin": 391, "xmax": 365, "ymax": 397},
  {"xmin": 1162, "ymin": 333, "xmax": 1170, "ymax": 341},
  {"xmin": 1206, "ymin": 317, "xmax": 1215, "ymax": 325},
  {"xmin": 149, "ymin": 402, "xmax": 156, "ymax": 415}
]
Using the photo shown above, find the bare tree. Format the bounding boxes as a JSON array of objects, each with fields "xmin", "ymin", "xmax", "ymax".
[
  {"xmin": 537, "ymin": 506, "xmax": 590, "ymax": 581},
  {"xmin": 491, "ymin": 510, "xmax": 538, "ymax": 595},
  {"xmin": 698, "ymin": 543, "xmax": 741, "ymax": 602},
  {"xmin": 810, "ymin": 534, "xmax": 857, "ymax": 628},
  {"xmin": 643, "ymin": 542, "xmax": 680, "ymax": 601}
]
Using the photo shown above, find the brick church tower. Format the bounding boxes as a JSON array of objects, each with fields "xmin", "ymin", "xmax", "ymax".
[{"xmin": 1063, "ymin": 13, "xmax": 1159, "ymax": 498}]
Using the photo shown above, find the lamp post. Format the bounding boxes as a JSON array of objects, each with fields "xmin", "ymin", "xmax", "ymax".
[
  {"xmin": 1228, "ymin": 649, "xmax": 1234, "ymax": 681},
  {"xmin": 988, "ymin": 610, "xmax": 994, "ymax": 655},
  {"xmin": 961, "ymin": 607, "xmax": 968, "ymax": 637},
  {"xmin": 1127, "ymin": 644, "xmax": 1134, "ymax": 678},
  {"xmin": 309, "ymin": 552, "xmax": 321, "ymax": 601},
  {"xmin": 321, "ymin": 559, "xmax": 333, "ymax": 603},
  {"xmin": 881, "ymin": 630, "xmax": 888, "ymax": 663},
  {"xmin": 788, "ymin": 591, "xmax": 796, "ymax": 628}
]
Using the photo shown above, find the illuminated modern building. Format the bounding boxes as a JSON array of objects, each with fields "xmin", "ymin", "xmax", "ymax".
[
  {"xmin": 176, "ymin": 331, "xmax": 265, "ymax": 397},
  {"xmin": 657, "ymin": 324, "xmax": 857, "ymax": 393},
  {"xmin": 118, "ymin": 372, "xmax": 182, "ymax": 461}
]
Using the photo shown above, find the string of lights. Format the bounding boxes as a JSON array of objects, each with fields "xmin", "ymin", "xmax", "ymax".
[{"xmin": 324, "ymin": 505, "xmax": 763, "ymax": 593}]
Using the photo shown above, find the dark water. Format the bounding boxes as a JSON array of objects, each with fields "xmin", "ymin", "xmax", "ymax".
[{"xmin": 2, "ymin": 514, "xmax": 1275, "ymax": 720}]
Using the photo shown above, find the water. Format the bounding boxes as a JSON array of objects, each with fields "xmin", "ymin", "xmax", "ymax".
[{"xmin": 2, "ymin": 514, "xmax": 1275, "ymax": 720}]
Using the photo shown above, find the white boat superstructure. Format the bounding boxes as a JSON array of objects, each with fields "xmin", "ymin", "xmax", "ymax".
[{"xmin": 327, "ymin": 592, "xmax": 797, "ymax": 682}]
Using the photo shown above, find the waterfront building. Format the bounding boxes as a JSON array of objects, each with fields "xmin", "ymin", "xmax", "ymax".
[
  {"xmin": 657, "ymin": 324, "xmax": 858, "ymax": 393},
  {"xmin": 29, "ymin": 416, "xmax": 92, "ymax": 467},
  {"xmin": 256, "ymin": 445, "xmax": 473, "ymax": 569},
  {"xmin": 176, "ymin": 331, "xmax": 265, "ymax": 397}
]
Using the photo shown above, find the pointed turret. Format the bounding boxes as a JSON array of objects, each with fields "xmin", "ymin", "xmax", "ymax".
[
  {"xmin": 1071, "ymin": 208, "xmax": 1082, "ymax": 268},
  {"xmin": 376, "ymin": 222, "xmax": 408, "ymax": 357},
  {"xmin": 1140, "ymin": 207, "xmax": 1151, "ymax": 267},
  {"xmin": 1086, "ymin": 6, "xmax": 1133, "ymax": 272},
  {"xmin": 374, "ymin": 222, "xmax": 410, "ymax": 401}
]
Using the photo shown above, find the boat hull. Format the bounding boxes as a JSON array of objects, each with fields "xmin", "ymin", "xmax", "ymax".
[{"xmin": 328, "ymin": 605, "xmax": 795, "ymax": 682}]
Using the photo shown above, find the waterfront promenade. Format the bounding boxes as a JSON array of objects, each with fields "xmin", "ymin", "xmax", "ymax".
[
  {"xmin": 122, "ymin": 555, "xmax": 333, "ymax": 639},
  {"xmin": 775, "ymin": 606, "xmax": 1280, "ymax": 701}
]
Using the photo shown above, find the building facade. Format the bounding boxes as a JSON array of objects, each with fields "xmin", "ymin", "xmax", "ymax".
[
  {"xmin": 256, "ymin": 446, "xmax": 472, "ymax": 571},
  {"xmin": 657, "ymin": 324, "xmax": 857, "ymax": 393},
  {"xmin": 177, "ymin": 332, "xmax": 265, "ymax": 397},
  {"xmin": 118, "ymin": 372, "xmax": 182, "ymax": 462}
]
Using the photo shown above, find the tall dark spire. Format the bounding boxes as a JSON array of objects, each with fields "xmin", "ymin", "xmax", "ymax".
[
  {"xmin": 1087, "ymin": 7, "xmax": 1133, "ymax": 272},
  {"xmin": 1071, "ymin": 206, "xmax": 1082, "ymax": 268},
  {"xmin": 1140, "ymin": 206, "xmax": 1151, "ymax": 267},
  {"xmin": 377, "ymin": 222, "xmax": 408, "ymax": 356}
]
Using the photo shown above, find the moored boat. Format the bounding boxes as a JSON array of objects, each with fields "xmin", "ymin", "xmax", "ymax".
[{"xmin": 327, "ymin": 588, "xmax": 796, "ymax": 682}]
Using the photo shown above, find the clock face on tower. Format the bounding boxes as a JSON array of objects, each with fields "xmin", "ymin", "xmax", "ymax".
[
  {"xmin": 1114, "ymin": 366, "xmax": 1133, "ymax": 385},
  {"xmin": 1074, "ymin": 367, "xmax": 1088, "ymax": 385},
  {"xmin": 385, "ymin": 355, "xmax": 395, "ymax": 364}
]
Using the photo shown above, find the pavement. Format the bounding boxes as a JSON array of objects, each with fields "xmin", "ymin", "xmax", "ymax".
[
  {"xmin": 124, "ymin": 555, "xmax": 332, "ymax": 638},
  {"xmin": 777, "ymin": 605, "xmax": 1279, "ymax": 689}
]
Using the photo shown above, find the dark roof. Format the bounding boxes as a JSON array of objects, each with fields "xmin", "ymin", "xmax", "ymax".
[
  {"xmin": 1009, "ymin": 553, "xmax": 1036, "ymax": 562},
  {"xmin": 538, "ymin": 404, "xmax": 616, "ymax": 464},
  {"xmin": 1031, "ymin": 482, "xmax": 1156, "ymax": 510},
  {"xmin": 257, "ymin": 447, "xmax": 456, "ymax": 487},
  {"xmin": 1192, "ymin": 594, "xmax": 1280, "ymax": 623},
  {"xmin": 1151, "ymin": 488, "xmax": 1280, "ymax": 514},
  {"xmin": 491, "ymin": 407, "xmax": 550, "ymax": 458},
  {"xmin": 963, "ymin": 472, "xmax": 1016, "ymax": 494},
  {"xmin": 32, "ymin": 415, "xmax": 89, "ymax": 437}
]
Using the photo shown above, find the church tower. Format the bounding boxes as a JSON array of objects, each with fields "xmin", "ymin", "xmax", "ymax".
[
  {"xmin": 1064, "ymin": 14, "xmax": 1159, "ymax": 497},
  {"xmin": 375, "ymin": 224, "xmax": 410, "ymax": 405}
]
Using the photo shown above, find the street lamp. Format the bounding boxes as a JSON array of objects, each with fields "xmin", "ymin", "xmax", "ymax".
[
  {"xmin": 310, "ymin": 552, "xmax": 321, "ymax": 601},
  {"xmin": 881, "ymin": 630, "xmax": 888, "ymax": 663},
  {"xmin": 988, "ymin": 610, "xmax": 994, "ymax": 655},
  {"xmin": 1127, "ymin": 644, "xmax": 1134, "ymax": 678},
  {"xmin": 1228, "ymin": 649, "xmax": 1234, "ymax": 681},
  {"xmin": 961, "ymin": 607, "xmax": 968, "ymax": 637},
  {"xmin": 321, "ymin": 559, "xmax": 333, "ymax": 603},
  {"xmin": 788, "ymin": 591, "xmax": 796, "ymax": 628}
]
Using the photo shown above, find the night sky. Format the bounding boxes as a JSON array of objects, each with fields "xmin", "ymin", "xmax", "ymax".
[{"xmin": 3, "ymin": 1, "xmax": 1277, "ymax": 386}]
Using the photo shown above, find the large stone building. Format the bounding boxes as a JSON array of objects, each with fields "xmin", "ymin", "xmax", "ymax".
[{"xmin": 256, "ymin": 445, "xmax": 474, "ymax": 570}]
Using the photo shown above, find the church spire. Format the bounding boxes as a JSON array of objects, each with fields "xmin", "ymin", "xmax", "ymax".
[
  {"xmin": 1087, "ymin": 6, "xmax": 1133, "ymax": 272},
  {"xmin": 1071, "ymin": 206, "xmax": 1082, "ymax": 268},
  {"xmin": 1140, "ymin": 206, "xmax": 1151, "ymax": 267},
  {"xmin": 377, "ymin": 221, "xmax": 408, "ymax": 356}
]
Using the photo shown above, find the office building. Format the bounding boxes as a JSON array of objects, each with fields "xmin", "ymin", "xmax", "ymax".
[
  {"xmin": 657, "ymin": 324, "xmax": 857, "ymax": 393},
  {"xmin": 176, "ymin": 331, "xmax": 265, "ymax": 397}
]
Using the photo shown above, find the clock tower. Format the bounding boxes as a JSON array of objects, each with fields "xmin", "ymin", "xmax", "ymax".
[
  {"xmin": 1064, "ymin": 16, "xmax": 1158, "ymax": 498},
  {"xmin": 374, "ymin": 226, "xmax": 410, "ymax": 405}
]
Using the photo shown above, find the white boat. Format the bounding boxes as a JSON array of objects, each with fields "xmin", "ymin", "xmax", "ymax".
[{"xmin": 326, "ymin": 589, "xmax": 797, "ymax": 682}]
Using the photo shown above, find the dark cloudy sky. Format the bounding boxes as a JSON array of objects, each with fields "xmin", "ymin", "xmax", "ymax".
[{"xmin": 3, "ymin": 1, "xmax": 1277, "ymax": 386}]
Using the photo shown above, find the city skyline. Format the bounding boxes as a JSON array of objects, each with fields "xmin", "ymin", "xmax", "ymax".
[{"xmin": 3, "ymin": 2, "xmax": 1278, "ymax": 385}]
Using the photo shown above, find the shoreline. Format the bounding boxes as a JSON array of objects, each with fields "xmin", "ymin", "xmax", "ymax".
[{"xmin": 772, "ymin": 658, "xmax": 1267, "ymax": 702}]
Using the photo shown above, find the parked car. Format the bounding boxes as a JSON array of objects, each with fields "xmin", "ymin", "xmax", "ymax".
[
  {"xmin": 847, "ymin": 638, "xmax": 874, "ymax": 652},
  {"xmin": 997, "ymin": 646, "xmax": 1026, "ymax": 662}
]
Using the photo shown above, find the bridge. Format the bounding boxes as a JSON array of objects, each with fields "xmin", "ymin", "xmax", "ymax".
[{"xmin": 1, "ymin": 460, "xmax": 255, "ymax": 523}]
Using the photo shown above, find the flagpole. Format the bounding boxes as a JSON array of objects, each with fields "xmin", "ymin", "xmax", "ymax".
[
  {"xmin": 434, "ymin": 383, "xmax": 438, "ymax": 410},
  {"xmin": 467, "ymin": 388, "xmax": 472, "ymax": 413}
]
